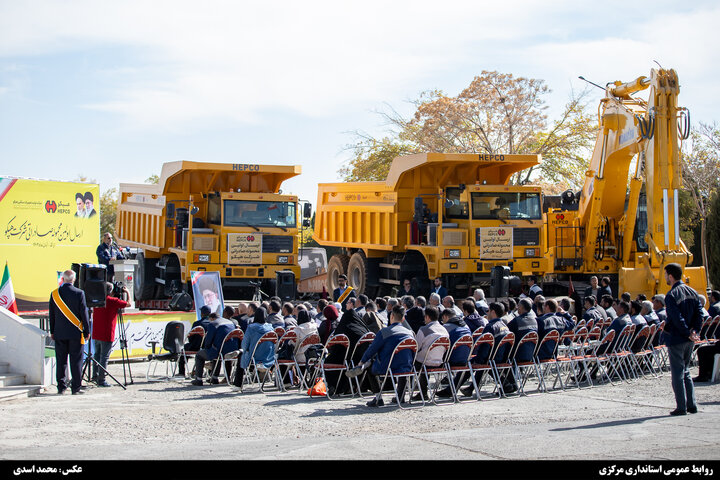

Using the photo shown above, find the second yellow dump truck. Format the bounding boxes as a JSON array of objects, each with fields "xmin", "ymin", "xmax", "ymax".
[
  {"xmin": 312, "ymin": 153, "xmax": 549, "ymax": 297},
  {"xmin": 116, "ymin": 161, "xmax": 311, "ymax": 303}
]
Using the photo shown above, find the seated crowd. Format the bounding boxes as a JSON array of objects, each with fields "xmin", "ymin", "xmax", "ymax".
[{"xmin": 179, "ymin": 281, "xmax": 716, "ymax": 408}]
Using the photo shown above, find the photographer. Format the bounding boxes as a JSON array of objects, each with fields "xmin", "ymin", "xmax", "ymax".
[{"xmin": 91, "ymin": 282, "xmax": 130, "ymax": 387}]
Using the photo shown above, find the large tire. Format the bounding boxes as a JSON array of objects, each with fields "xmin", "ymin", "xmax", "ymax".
[
  {"xmin": 347, "ymin": 251, "xmax": 368, "ymax": 296},
  {"xmin": 327, "ymin": 254, "xmax": 350, "ymax": 292},
  {"xmin": 134, "ymin": 252, "xmax": 157, "ymax": 301}
]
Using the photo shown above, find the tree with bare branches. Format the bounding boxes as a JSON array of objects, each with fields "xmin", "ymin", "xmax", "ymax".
[{"xmin": 681, "ymin": 122, "xmax": 720, "ymax": 288}]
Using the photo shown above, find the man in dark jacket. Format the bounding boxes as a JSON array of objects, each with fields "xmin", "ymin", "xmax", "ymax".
[
  {"xmin": 350, "ymin": 305, "xmax": 414, "ymax": 407},
  {"xmin": 462, "ymin": 300, "xmax": 487, "ymax": 334},
  {"xmin": 49, "ymin": 269, "xmax": 90, "ymax": 395},
  {"xmin": 662, "ymin": 263, "xmax": 703, "ymax": 416},
  {"xmin": 582, "ymin": 296, "xmax": 605, "ymax": 323},
  {"xmin": 96, "ymin": 232, "xmax": 125, "ymax": 281},
  {"xmin": 507, "ymin": 299, "xmax": 538, "ymax": 391},
  {"xmin": 403, "ymin": 296, "xmax": 425, "ymax": 334},
  {"xmin": 434, "ymin": 308, "xmax": 473, "ymax": 398},
  {"xmin": 332, "ymin": 274, "xmax": 356, "ymax": 311},
  {"xmin": 177, "ymin": 305, "xmax": 213, "ymax": 376},
  {"xmin": 708, "ymin": 290, "xmax": 720, "ymax": 319},
  {"xmin": 536, "ymin": 299, "xmax": 565, "ymax": 359},
  {"xmin": 191, "ymin": 313, "xmax": 239, "ymax": 386},
  {"xmin": 458, "ymin": 302, "xmax": 511, "ymax": 398}
]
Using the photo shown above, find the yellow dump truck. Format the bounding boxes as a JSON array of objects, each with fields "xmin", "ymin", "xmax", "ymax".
[
  {"xmin": 313, "ymin": 153, "xmax": 549, "ymax": 297},
  {"xmin": 116, "ymin": 161, "xmax": 310, "ymax": 302}
]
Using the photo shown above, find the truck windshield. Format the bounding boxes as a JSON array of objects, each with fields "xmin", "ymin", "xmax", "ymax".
[
  {"xmin": 471, "ymin": 192, "xmax": 541, "ymax": 220},
  {"xmin": 224, "ymin": 200, "xmax": 297, "ymax": 228}
]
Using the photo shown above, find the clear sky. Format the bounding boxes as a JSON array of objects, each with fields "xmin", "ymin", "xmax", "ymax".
[{"xmin": 1, "ymin": 0, "xmax": 718, "ymax": 206}]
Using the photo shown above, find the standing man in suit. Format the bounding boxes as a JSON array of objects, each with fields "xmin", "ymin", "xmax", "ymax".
[
  {"xmin": 49, "ymin": 269, "xmax": 90, "ymax": 395},
  {"xmin": 333, "ymin": 274, "xmax": 356, "ymax": 311},
  {"xmin": 431, "ymin": 277, "xmax": 447, "ymax": 299}
]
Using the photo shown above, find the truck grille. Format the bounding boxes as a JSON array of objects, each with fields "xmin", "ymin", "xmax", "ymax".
[
  {"xmin": 262, "ymin": 235, "xmax": 293, "ymax": 253},
  {"xmin": 513, "ymin": 228, "xmax": 540, "ymax": 246}
]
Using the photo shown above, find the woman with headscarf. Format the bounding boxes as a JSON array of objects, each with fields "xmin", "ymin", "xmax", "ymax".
[
  {"xmin": 293, "ymin": 309, "xmax": 320, "ymax": 364},
  {"xmin": 318, "ymin": 304, "xmax": 339, "ymax": 345},
  {"xmin": 233, "ymin": 307, "xmax": 274, "ymax": 389},
  {"xmin": 324, "ymin": 308, "xmax": 371, "ymax": 395}
]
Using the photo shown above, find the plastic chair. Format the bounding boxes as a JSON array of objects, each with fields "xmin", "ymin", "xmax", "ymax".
[
  {"xmin": 315, "ymin": 333, "xmax": 350, "ymax": 399},
  {"xmin": 377, "ymin": 337, "xmax": 423, "ymax": 409},
  {"xmin": 552, "ymin": 330, "xmax": 577, "ymax": 390},
  {"xmin": 466, "ymin": 333, "xmax": 499, "ymax": 400},
  {"xmin": 471, "ymin": 327, "xmax": 485, "ymax": 343},
  {"xmin": 533, "ymin": 330, "xmax": 560, "ymax": 393},
  {"xmin": 274, "ymin": 326, "xmax": 286, "ymax": 339},
  {"xmin": 146, "ymin": 321, "xmax": 185, "ymax": 381},
  {"xmin": 490, "ymin": 332, "xmax": 516, "ymax": 397},
  {"xmin": 274, "ymin": 330, "xmax": 301, "ymax": 392},
  {"xmin": 589, "ymin": 329, "xmax": 617, "ymax": 385},
  {"xmin": 180, "ymin": 326, "xmax": 207, "ymax": 379},
  {"xmin": 218, "ymin": 328, "xmax": 243, "ymax": 385},
  {"xmin": 244, "ymin": 331, "xmax": 278, "ymax": 392},
  {"xmin": 416, "ymin": 336, "xmax": 451, "ymax": 405},
  {"xmin": 444, "ymin": 334, "xmax": 475, "ymax": 403},
  {"xmin": 349, "ymin": 332, "xmax": 375, "ymax": 399},
  {"xmin": 513, "ymin": 331, "xmax": 540, "ymax": 396},
  {"xmin": 652, "ymin": 321, "xmax": 669, "ymax": 372},
  {"xmin": 608, "ymin": 325, "xmax": 635, "ymax": 382},
  {"xmin": 631, "ymin": 325, "xmax": 656, "ymax": 378}
]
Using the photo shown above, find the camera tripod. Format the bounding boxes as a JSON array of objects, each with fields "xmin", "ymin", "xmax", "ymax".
[
  {"xmin": 116, "ymin": 307, "xmax": 134, "ymax": 385},
  {"xmin": 249, "ymin": 281, "xmax": 269, "ymax": 302},
  {"xmin": 81, "ymin": 310, "xmax": 127, "ymax": 390}
]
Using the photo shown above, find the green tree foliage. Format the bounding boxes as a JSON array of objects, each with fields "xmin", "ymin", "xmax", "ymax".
[
  {"xmin": 341, "ymin": 71, "xmax": 597, "ymax": 187},
  {"xmin": 707, "ymin": 191, "xmax": 720, "ymax": 289},
  {"xmin": 145, "ymin": 174, "xmax": 159, "ymax": 184},
  {"xmin": 100, "ymin": 188, "xmax": 118, "ymax": 237}
]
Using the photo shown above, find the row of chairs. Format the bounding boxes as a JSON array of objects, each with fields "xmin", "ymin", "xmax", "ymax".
[{"xmin": 146, "ymin": 315, "xmax": 719, "ymax": 408}]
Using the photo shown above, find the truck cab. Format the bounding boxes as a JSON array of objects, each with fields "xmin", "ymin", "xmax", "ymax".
[{"xmin": 116, "ymin": 161, "xmax": 307, "ymax": 303}]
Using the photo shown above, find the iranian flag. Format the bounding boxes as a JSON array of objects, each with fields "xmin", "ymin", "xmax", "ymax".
[{"xmin": 0, "ymin": 262, "xmax": 18, "ymax": 314}]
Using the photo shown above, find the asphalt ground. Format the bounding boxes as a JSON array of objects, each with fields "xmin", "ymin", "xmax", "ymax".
[{"xmin": 1, "ymin": 359, "xmax": 719, "ymax": 478}]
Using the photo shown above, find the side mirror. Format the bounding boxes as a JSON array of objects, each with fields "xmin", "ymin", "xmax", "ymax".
[
  {"xmin": 190, "ymin": 206, "xmax": 199, "ymax": 215},
  {"xmin": 444, "ymin": 198, "xmax": 459, "ymax": 209},
  {"xmin": 167, "ymin": 202, "xmax": 175, "ymax": 218},
  {"xmin": 303, "ymin": 203, "xmax": 312, "ymax": 219}
]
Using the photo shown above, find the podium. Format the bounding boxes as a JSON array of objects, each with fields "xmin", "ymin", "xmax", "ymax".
[{"xmin": 110, "ymin": 259, "xmax": 138, "ymax": 308}]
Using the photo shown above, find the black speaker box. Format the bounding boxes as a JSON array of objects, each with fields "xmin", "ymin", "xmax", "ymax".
[
  {"xmin": 275, "ymin": 270, "xmax": 296, "ymax": 302},
  {"xmin": 169, "ymin": 291, "xmax": 193, "ymax": 311},
  {"xmin": 81, "ymin": 264, "xmax": 107, "ymax": 308}
]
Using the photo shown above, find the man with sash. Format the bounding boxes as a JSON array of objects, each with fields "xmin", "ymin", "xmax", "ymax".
[
  {"xmin": 49, "ymin": 269, "xmax": 90, "ymax": 395},
  {"xmin": 333, "ymin": 274, "xmax": 356, "ymax": 311}
]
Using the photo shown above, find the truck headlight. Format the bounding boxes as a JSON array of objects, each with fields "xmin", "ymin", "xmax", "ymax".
[
  {"xmin": 524, "ymin": 248, "xmax": 537, "ymax": 257},
  {"xmin": 195, "ymin": 254, "xmax": 210, "ymax": 263},
  {"xmin": 277, "ymin": 256, "xmax": 289, "ymax": 264},
  {"xmin": 445, "ymin": 249, "xmax": 461, "ymax": 258}
]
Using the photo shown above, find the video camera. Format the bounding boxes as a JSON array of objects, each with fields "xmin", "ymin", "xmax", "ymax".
[{"xmin": 112, "ymin": 281, "xmax": 129, "ymax": 301}]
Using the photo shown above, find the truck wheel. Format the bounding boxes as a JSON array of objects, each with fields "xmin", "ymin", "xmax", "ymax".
[
  {"xmin": 134, "ymin": 252, "xmax": 157, "ymax": 301},
  {"xmin": 347, "ymin": 252, "xmax": 368, "ymax": 295},
  {"xmin": 327, "ymin": 254, "xmax": 350, "ymax": 292}
]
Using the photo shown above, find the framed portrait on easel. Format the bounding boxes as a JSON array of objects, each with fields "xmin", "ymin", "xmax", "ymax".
[{"xmin": 191, "ymin": 271, "xmax": 224, "ymax": 318}]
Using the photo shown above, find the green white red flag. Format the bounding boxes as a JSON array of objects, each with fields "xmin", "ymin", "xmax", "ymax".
[{"xmin": 0, "ymin": 262, "xmax": 18, "ymax": 314}]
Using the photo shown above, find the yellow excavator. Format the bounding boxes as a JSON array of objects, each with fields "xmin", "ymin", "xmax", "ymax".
[{"xmin": 546, "ymin": 68, "xmax": 707, "ymax": 298}]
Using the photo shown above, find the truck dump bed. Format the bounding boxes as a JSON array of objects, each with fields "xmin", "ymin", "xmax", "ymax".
[{"xmin": 313, "ymin": 153, "xmax": 540, "ymax": 252}]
